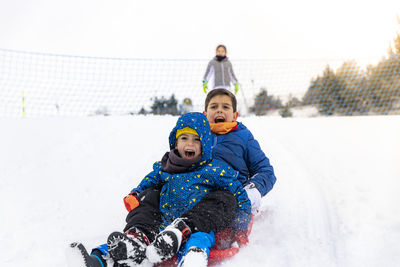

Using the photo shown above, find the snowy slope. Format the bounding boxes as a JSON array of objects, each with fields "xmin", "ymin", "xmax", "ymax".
[{"xmin": 1, "ymin": 115, "xmax": 399, "ymax": 267}]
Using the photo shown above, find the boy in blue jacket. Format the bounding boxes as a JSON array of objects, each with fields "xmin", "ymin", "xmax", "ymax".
[
  {"xmin": 204, "ymin": 88, "xmax": 276, "ymax": 214},
  {"xmin": 69, "ymin": 112, "xmax": 250, "ymax": 267},
  {"xmin": 168, "ymin": 90, "xmax": 276, "ymax": 263}
]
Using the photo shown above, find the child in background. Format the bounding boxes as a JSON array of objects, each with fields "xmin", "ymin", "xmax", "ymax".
[
  {"xmin": 68, "ymin": 112, "xmax": 251, "ymax": 267},
  {"xmin": 203, "ymin": 45, "xmax": 240, "ymax": 95}
]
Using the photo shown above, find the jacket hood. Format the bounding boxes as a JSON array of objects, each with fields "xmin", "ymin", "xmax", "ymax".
[{"xmin": 169, "ymin": 112, "xmax": 212, "ymax": 165}]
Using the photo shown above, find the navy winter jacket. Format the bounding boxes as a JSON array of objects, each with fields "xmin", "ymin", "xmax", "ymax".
[
  {"xmin": 212, "ymin": 122, "xmax": 276, "ymax": 196},
  {"xmin": 131, "ymin": 113, "xmax": 251, "ymax": 231}
]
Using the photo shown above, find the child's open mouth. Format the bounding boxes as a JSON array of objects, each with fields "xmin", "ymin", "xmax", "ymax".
[
  {"xmin": 184, "ymin": 151, "xmax": 196, "ymax": 159},
  {"xmin": 214, "ymin": 117, "xmax": 225, "ymax": 123}
]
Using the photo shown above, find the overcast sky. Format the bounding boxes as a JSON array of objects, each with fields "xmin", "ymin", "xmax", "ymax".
[{"xmin": 1, "ymin": 0, "xmax": 400, "ymax": 64}]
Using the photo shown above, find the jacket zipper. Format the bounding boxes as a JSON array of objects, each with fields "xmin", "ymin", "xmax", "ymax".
[{"xmin": 221, "ymin": 62, "xmax": 225, "ymax": 85}]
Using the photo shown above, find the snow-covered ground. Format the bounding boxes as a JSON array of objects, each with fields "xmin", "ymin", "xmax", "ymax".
[{"xmin": 1, "ymin": 115, "xmax": 399, "ymax": 267}]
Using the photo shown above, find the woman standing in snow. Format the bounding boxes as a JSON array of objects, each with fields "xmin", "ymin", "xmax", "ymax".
[{"xmin": 203, "ymin": 45, "xmax": 239, "ymax": 94}]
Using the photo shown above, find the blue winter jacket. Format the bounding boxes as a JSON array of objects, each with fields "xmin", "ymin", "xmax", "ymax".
[
  {"xmin": 212, "ymin": 122, "xmax": 276, "ymax": 196},
  {"xmin": 131, "ymin": 113, "xmax": 251, "ymax": 231}
]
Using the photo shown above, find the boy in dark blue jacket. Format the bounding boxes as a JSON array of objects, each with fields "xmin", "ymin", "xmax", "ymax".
[
  {"xmin": 203, "ymin": 88, "xmax": 276, "ymax": 216},
  {"xmin": 68, "ymin": 112, "xmax": 250, "ymax": 267}
]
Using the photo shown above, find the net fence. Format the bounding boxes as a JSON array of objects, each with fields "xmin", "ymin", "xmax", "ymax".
[{"xmin": 1, "ymin": 48, "xmax": 399, "ymax": 118}]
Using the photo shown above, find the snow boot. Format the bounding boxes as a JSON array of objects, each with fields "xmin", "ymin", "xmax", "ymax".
[
  {"xmin": 146, "ymin": 218, "xmax": 191, "ymax": 263},
  {"xmin": 107, "ymin": 227, "xmax": 150, "ymax": 265},
  {"xmin": 178, "ymin": 247, "xmax": 208, "ymax": 267},
  {"xmin": 66, "ymin": 242, "xmax": 105, "ymax": 267},
  {"xmin": 177, "ymin": 232, "xmax": 214, "ymax": 267}
]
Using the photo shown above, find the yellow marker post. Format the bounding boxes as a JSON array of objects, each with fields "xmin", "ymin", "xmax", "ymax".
[{"xmin": 22, "ymin": 92, "xmax": 26, "ymax": 118}]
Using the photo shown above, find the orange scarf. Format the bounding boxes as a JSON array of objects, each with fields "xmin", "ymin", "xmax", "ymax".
[{"xmin": 210, "ymin": 121, "xmax": 238, "ymax": 135}]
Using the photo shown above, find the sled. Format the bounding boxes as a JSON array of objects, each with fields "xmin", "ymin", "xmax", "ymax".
[{"xmin": 155, "ymin": 215, "xmax": 253, "ymax": 266}]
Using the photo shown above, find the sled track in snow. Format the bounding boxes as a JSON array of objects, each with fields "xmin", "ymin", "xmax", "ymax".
[{"xmin": 241, "ymin": 131, "xmax": 342, "ymax": 267}]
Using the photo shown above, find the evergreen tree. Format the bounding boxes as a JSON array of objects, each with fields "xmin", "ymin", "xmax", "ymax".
[
  {"xmin": 366, "ymin": 54, "xmax": 400, "ymax": 114},
  {"xmin": 370, "ymin": 17, "xmax": 400, "ymax": 114},
  {"xmin": 150, "ymin": 94, "xmax": 180, "ymax": 115},
  {"xmin": 302, "ymin": 16, "xmax": 400, "ymax": 116},
  {"xmin": 138, "ymin": 107, "xmax": 147, "ymax": 115},
  {"xmin": 166, "ymin": 94, "xmax": 179, "ymax": 115},
  {"xmin": 249, "ymin": 88, "xmax": 282, "ymax": 115},
  {"xmin": 280, "ymin": 104, "xmax": 293, "ymax": 118},
  {"xmin": 287, "ymin": 94, "xmax": 302, "ymax": 108},
  {"xmin": 335, "ymin": 61, "xmax": 368, "ymax": 115},
  {"xmin": 393, "ymin": 16, "xmax": 400, "ymax": 54},
  {"xmin": 150, "ymin": 96, "xmax": 163, "ymax": 115},
  {"xmin": 303, "ymin": 66, "xmax": 346, "ymax": 116}
]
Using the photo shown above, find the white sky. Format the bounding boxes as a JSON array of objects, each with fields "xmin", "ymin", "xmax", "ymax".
[{"xmin": 1, "ymin": 0, "xmax": 400, "ymax": 64}]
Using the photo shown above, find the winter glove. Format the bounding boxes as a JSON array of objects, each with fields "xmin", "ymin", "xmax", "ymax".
[
  {"xmin": 234, "ymin": 83, "xmax": 239, "ymax": 94},
  {"xmin": 233, "ymin": 230, "xmax": 249, "ymax": 247},
  {"xmin": 244, "ymin": 182, "xmax": 262, "ymax": 215},
  {"xmin": 124, "ymin": 191, "xmax": 140, "ymax": 212},
  {"xmin": 203, "ymin": 80, "xmax": 208, "ymax": 93}
]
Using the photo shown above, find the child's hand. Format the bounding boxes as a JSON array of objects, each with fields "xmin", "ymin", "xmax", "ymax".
[
  {"xmin": 203, "ymin": 81, "xmax": 208, "ymax": 93},
  {"xmin": 234, "ymin": 83, "xmax": 239, "ymax": 94},
  {"xmin": 124, "ymin": 192, "xmax": 140, "ymax": 212}
]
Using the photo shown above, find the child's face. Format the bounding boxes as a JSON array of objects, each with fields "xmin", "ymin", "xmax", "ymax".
[
  {"xmin": 175, "ymin": 133, "xmax": 202, "ymax": 159},
  {"xmin": 216, "ymin": 47, "xmax": 226, "ymax": 57},
  {"xmin": 203, "ymin": 95, "xmax": 238, "ymax": 123}
]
